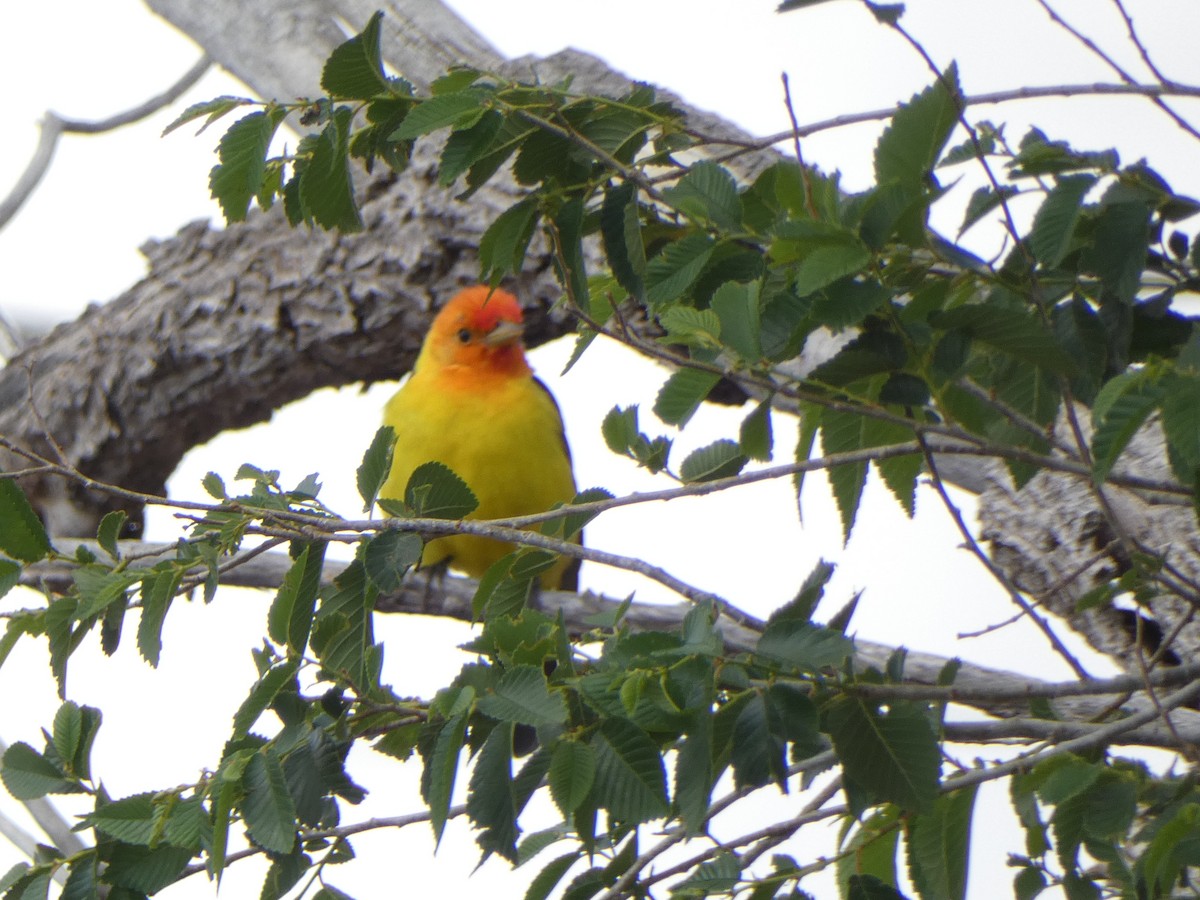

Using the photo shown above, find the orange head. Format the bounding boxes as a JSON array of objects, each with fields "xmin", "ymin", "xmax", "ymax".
[{"xmin": 416, "ymin": 286, "xmax": 531, "ymax": 379}]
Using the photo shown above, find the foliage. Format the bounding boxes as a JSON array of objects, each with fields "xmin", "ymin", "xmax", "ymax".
[{"xmin": 2, "ymin": 5, "xmax": 1200, "ymax": 900}]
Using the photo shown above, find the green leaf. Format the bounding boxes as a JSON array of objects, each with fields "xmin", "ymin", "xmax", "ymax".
[
  {"xmin": 405, "ymin": 461, "xmax": 479, "ymax": 519},
  {"xmin": 137, "ymin": 567, "xmax": 181, "ymax": 667},
  {"xmin": 314, "ymin": 560, "xmax": 379, "ymax": 690},
  {"xmin": 824, "ymin": 697, "xmax": 939, "ymax": 813},
  {"xmin": 679, "ymin": 439, "xmax": 748, "ymax": 483},
  {"xmin": 848, "ymin": 874, "xmax": 909, "ymax": 900},
  {"xmin": 477, "ymin": 664, "xmax": 568, "ymax": 726},
  {"xmin": 1159, "ymin": 372, "xmax": 1200, "ymax": 484},
  {"xmin": 906, "ymin": 786, "xmax": 978, "ymax": 900},
  {"xmin": 958, "ymin": 184, "xmax": 1019, "ymax": 237},
  {"xmin": 820, "ymin": 408, "xmax": 870, "ymax": 541},
  {"xmin": 267, "ymin": 543, "xmax": 326, "ymax": 654},
  {"xmin": 525, "ymin": 853, "xmax": 582, "ymax": 900},
  {"xmin": 663, "ymin": 160, "xmax": 743, "ymax": 230},
  {"xmin": 0, "ymin": 558, "xmax": 20, "ymax": 602},
  {"xmin": 95, "ymin": 511, "xmax": 126, "ymax": 560},
  {"xmin": 362, "ymin": 530, "xmax": 423, "ymax": 594},
  {"xmin": 161, "ymin": 95, "xmax": 251, "ymax": 137},
  {"xmin": 209, "ymin": 110, "xmax": 285, "ymax": 222},
  {"xmin": 356, "ymin": 426, "xmax": 396, "ymax": 512},
  {"xmin": 601, "ymin": 182, "xmax": 646, "ymax": 301},
  {"xmin": 674, "ymin": 715, "xmax": 713, "ymax": 836},
  {"xmin": 837, "ymin": 807, "xmax": 901, "ymax": 897},
  {"xmin": 930, "ymin": 305, "xmax": 1076, "ymax": 374},
  {"xmin": 242, "ymin": 748, "xmax": 297, "ymax": 855},
  {"xmin": 1, "ymin": 742, "xmax": 77, "ymax": 799},
  {"xmin": 645, "ymin": 234, "xmax": 716, "ymax": 308},
  {"xmin": 103, "ymin": 843, "xmax": 192, "ymax": 894},
  {"xmin": 654, "ymin": 368, "xmax": 721, "ymax": 428},
  {"xmin": 1030, "ymin": 174, "xmax": 1096, "ymax": 267},
  {"xmin": 60, "ymin": 854, "xmax": 98, "ymax": 900},
  {"xmin": 0, "ymin": 479, "xmax": 51, "ymax": 562},
  {"xmin": 321, "ymin": 11, "xmax": 389, "ymax": 99},
  {"xmin": 549, "ymin": 741, "xmax": 596, "ymax": 817},
  {"xmin": 730, "ymin": 691, "xmax": 787, "ymax": 789},
  {"xmin": 591, "ymin": 718, "xmax": 668, "ymax": 823},
  {"xmin": 875, "ymin": 64, "xmax": 962, "ymax": 188},
  {"xmin": 439, "ymin": 110, "xmax": 504, "ymax": 186},
  {"xmin": 422, "ymin": 712, "xmax": 468, "ymax": 844},
  {"xmin": 811, "ymin": 279, "xmax": 891, "ymax": 331},
  {"xmin": 711, "ymin": 280, "xmax": 763, "ymax": 361},
  {"xmin": 300, "ymin": 106, "xmax": 363, "ymax": 232},
  {"xmin": 232, "ymin": 660, "xmax": 300, "ymax": 738},
  {"xmin": 795, "ymin": 244, "xmax": 873, "ymax": 298},
  {"xmin": 260, "ymin": 849, "xmax": 312, "ymax": 900},
  {"xmin": 740, "ymin": 400, "xmax": 774, "ymax": 462},
  {"xmin": 479, "ymin": 198, "xmax": 540, "ymax": 284},
  {"xmin": 659, "ymin": 306, "xmax": 722, "ymax": 350},
  {"xmin": 757, "ymin": 620, "xmax": 853, "ymax": 671},
  {"xmin": 467, "ymin": 723, "xmax": 518, "ymax": 862},
  {"xmin": 1090, "ymin": 373, "xmax": 1164, "ymax": 482},
  {"xmin": 1083, "ymin": 198, "xmax": 1151, "ymax": 304},
  {"xmin": 392, "ymin": 89, "xmax": 489, "ymax": 140},
  {"xmin": 671, "ymin": 851, "xmax": 741, "ymax": 896}
]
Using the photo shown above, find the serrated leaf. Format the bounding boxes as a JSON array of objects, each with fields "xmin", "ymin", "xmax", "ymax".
[
  {"xmin": 663, "ymin": 160, "xmax": 743, "ymax": 230},
  {"xmin": 439, "ymin": 109, "xmax": 504, "ymax": 186},
  {"xmin": 1, "ymin": 742, "xmax": 76, "ymax": 799},
  {"xmin": 906, "ymin": 786, "xmax": 977, "ymax": 900},
  {"xmin": 363, "ymin": 530, "xmax": 423, "ymax": 594},
  {"xmin": 201, "ymin": 471, "xmax": 226, "ymax": 500},
  {"xmin": 958, "ymin": 184, "xmax": 1019, "ymax": 237},
  {"xmin": 0, "ymin": 479, "xmax": 51, "ymax": 562},
  {"xmin": 601, "ymin": 182, "xmax": 646, "ymax": 301},
  {"xmin": 479, "ymin": 198, "xmax": 540, "ymax": 284},
  {"xmin": 477, "ymin": 664, "xmax": 568, "ymax": 727},
  {"xmin": 740, "ymin": 400, "xmax": 774, "ymax": 462},
  {"xmin": 930, "ymin": 305, "xmax": 1076, "ymax": 374},
  {"xmin": 820, "ymin": 409, "xmax": 870, "ymax": 541},
  {"xmin": 137, "ymin": 567, "xmax": 180, "ymax": 667},
  {"xmin": 795, "ymin": 244, "xmax": 873, "ymax": 298},
  {"xmin": 232, "ymin": 660, "xmax": 300, "ymax": 738},
  {"xmin": 645, "ymin": 234, "xmax": 716, "ymax": 308},
  {"xmin": 405, "ymin": 461, "xmax": 478, "ymax": 519},
  {"xmin": 356, "ymin": 426, "xmax": 396, "ymax": 512},
  {"xmin": 103, "ymin": 844, "xmax": 192, "ymax": 894},
  {"xmin": 423, "ymin": 712, "xmax": 468, "ymax": 843},
  {"xmin": 525, "ymin": 853, "xmax": 581, "ymax": 900},
  {"xmin": 654, "ymin": 368, "xmax": 721, "ymax": 428},
  {"xmin": 467, "ymin": 723, "xmax": 519, "ymax": 862},
  {"xmin": 242, "ymin": 748, "xmax": 297, "ymax": 855},
  {"xmin": 757, "ymin": 619, "xmax": 853, "ymax": 671},
  {"xmin": 320, "ymin": 11, "xmax": 388, "ymax": 99},
  {"xmin": 549, "ymin": 741, "xmax": 596, "ymax": 817},
  {"xmin": 60, "ymin": 854, "xmax": 98, "ymax": 900},
  {"xmin": 95, "ymin": 511, "xmax": 126, "ymax": 560},
  {"xmin": 679, "ymin": 439, "xmax": 748, "ymax": 483},
  {"xmin": 730, "ymin": 692, "xmax": 787, "ymax": 789},
  {"xmin": 1030, "ymin": 174, "xmax": 1096, "ymax": 268},
  {"xmin": 1091, "ymin": 374, "xmax": 1164, "ymax": 482},
  {"xmin": 267, "ymin": 543, "xmax": 326, "ymax": 654},
  {"xmin": 162, "ymin": 95, "xmax": 250, "ymax": 137},
  {"xmin": 209, "ymin": 110, "xmax": 284, "ymax": 222},
  {"xmin": 659, "ymin": 306, "xmax": 722, "ymax": 349},
  {"xmin": 710, "ymin": 280, "xmax": 763, "ymax": 361},
  {"xmin": 51, "ymin": 702, "xmax": 83, "ymax": 775},
  {"xmin": 825, "ymin": 697, "xmax": 939, "ymax": 813},
  {"xmin": 1160, "ymin": 372, "xmax": 1200, "ymax": 484},
  {"xmin": 299, "ymin": 106, "xmax": 363, "ymax": 232},
  {"xmin": 591, "ymin": 718, "xmax": 668, "ymax": 823},
  {"xmin": 392, "ymin": 89, "xmax": 489, "ymax": 140},
  {"xmin": 875, "ymin": 64, "xmax": 962, "ymax": 188}
]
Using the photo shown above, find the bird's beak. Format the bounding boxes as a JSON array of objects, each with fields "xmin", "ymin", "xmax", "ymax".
[{"xmin": 484, "ymin": 320, "xmax": 524, "ymax": 347}]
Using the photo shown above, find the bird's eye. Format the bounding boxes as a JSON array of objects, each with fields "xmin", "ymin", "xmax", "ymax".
[{"xmin": 457, "ymin": 328, "xmax": 471, "ymax": 344}]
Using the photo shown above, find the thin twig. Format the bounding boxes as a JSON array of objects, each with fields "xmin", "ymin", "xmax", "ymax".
[{"xmin": 0, "ymin": 55, "xmax": 211, "ymax": 230}]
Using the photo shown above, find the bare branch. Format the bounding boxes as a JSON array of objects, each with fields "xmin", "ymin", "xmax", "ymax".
[{"xmin": 0, "ymin": 55, "xmax": 211, "ymax": 231}]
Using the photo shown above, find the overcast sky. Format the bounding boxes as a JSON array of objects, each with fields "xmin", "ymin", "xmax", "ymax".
[{"xmin": 0, "ymin": 1, "xmax": 1197, "ymax": 897}]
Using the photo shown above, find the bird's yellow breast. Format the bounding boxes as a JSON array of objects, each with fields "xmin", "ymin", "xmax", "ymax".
[{"xmin": 380, "ymin": 364, "xmax": 576, "ymax": 587}]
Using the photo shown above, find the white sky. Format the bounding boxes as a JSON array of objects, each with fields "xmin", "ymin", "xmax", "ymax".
[{"xmin": 0, "ymin": 1, "xmax": 1197, "ymax": 898}]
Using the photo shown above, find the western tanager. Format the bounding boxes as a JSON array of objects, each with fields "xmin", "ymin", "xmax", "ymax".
[{"xmin": 380, "ymin": 286, "xmax": 579, "ymax": 590}]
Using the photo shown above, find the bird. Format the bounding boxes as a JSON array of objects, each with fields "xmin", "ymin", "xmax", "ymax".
[{"xmin": 379, "ymin": 285, "xmax": 580, "ymax": 591}]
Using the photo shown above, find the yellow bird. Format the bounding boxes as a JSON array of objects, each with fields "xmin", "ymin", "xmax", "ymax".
[{"xmin": 380, "ymin": 286, "xmax": 579, "ymax": 590}]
